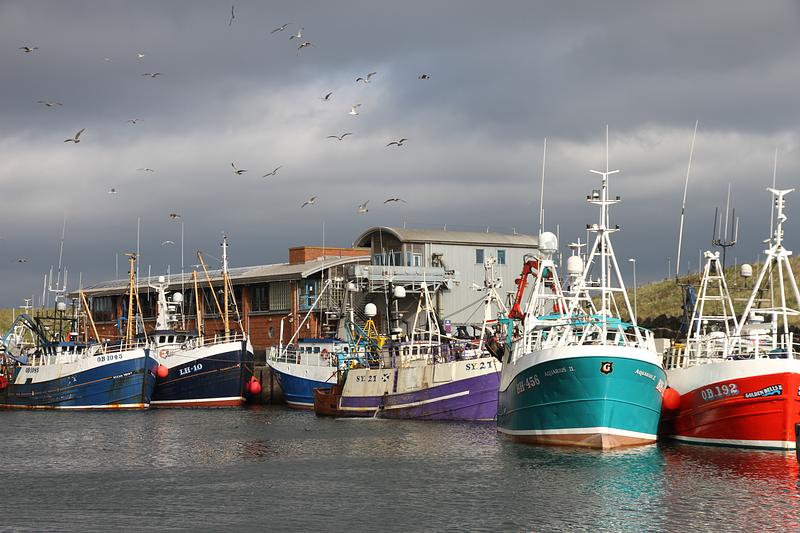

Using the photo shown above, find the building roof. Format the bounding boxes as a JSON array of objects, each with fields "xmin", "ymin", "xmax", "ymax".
[
  {"xmin": 353, "ymin": 226, "xmax": 538, "ymax": 248},
  {"xmin": 75, "ymin": 255, "xmax": 370, "ymax": 297}
]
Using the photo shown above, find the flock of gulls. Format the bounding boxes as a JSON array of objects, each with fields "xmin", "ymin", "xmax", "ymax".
[{"xmin": 14, "ymin": 5, "xmax": 435, "ymax": 265}]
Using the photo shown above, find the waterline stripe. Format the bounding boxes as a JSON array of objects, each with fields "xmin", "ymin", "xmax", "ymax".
[
  {"xmin": 497, "ymin": 426, "xmax": 656, "ymax": 440},
  {"xmin": 671, "ymin": 434, "xmax": 795, "ymax": 450},
  {"xmin": 151, "ymin": 396, "xmax": 243, "ymax": 405},
  {"xmin": 340, "ymin": 391, "xmax": 471, "ymax": 412}
]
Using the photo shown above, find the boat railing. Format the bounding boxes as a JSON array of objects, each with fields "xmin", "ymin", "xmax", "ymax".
[
  {"xmin": 664, "ymin": 331, "xmax": 800, "ymax": 369},
  {"xmin": 517, "ymin": 318, "xmax": 655, "ymax": 360}
]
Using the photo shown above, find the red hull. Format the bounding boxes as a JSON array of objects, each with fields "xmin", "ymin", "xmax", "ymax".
[{"xmin": 662, "ymin": 370, "xmax": 800, "ymax": 449}]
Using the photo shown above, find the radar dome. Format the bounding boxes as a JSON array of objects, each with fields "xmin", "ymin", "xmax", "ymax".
[
  {"xmin": 538, "ymin": 232, "xmax": 558, "ymax": 254},
  {"xmin": 740, "ymin": 263, "xmax": 752, "ymax": 278},
  {"xmin": 393, "ymin": 286, "xmax": 407, "ymax": 299},
  {"xmin": 158, "ymin": 275, "xmax": 166, "ymax": 283},
  {"xmin": 567, "ymin": 255, "xmax": 584, "ymax": 276},
  {"xmin": 364, "ymin": 303, "xmax": 377, "ymax": 318},
  {"xmin": 172, "ymin": 292, "xmax": 184, "ymax": 304}
]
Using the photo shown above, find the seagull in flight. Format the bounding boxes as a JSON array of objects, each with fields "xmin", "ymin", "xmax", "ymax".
[
  {"xmin": 137, "ymin": 52, "xmax": 146, "ymax": 59},
  {"xmin": 19, "ymin": 46, "xmax": 38, "ymax": 53},
  {"xmin": 37, "ymin": 100, "xmax": 62, "ymax": 107},
  {"xmin": 297, "ymin": 41, "xmax": 313, "ymax": 52},
  {"xmin": 289, "ymin": 27, "xmax": 304, "ymax": 40},
  {"xmin": 357, "ymin": 201, "xmax": 369, "ymax": 214},
  {"xmin": 231, "ymin": 162, "xmax": 247, "ymax": 175},
  {"xmin": 384, "ymin": 198, "xmax": 407, "ymax": 204},
  {"xmin": 327, "ymin": 132, "xmax": 352, "ymax": 141},
  {"xmin": 169, "ymin": 213, "xmax": 181, "ymax": 220},
  {"xmin": 229, "ymin": 5, "xmax": 235, "ymax": 26},
  {"xmin": 271, "ymin": 23, "xmax": 291, "ymax": 34},
  {"xmin": 349, "ymin": 104, "xmax": 361, "ymax": 116},
  {"xmin": 356, "ymin": 72, "xmax": 377, "ymax": 84},
  {"xmin": 320, "ymin": 91, "xmax": 333, "ymax": 102},
  {"xmin": 142, "ymin": 72, "xmax": 162, "ymax": 78},
  {"xmin": 16, "ymin": 258, "xmax": 29, "ymax": 263},
  {"xmin": 137, "ymin": 167, "xmax": 155, "ymax": 172},
  {"xmin": 262, "ymin": 166, "xmax": 282, "ymax": 177},
  {"xmin": 126, "ymin": 119, "xmax": 140, "ymax": 124},
  {"xmin": 301, "ymin": 196, "xmax": 317, "ymax": 208},
  {"xmin": 64, "ymin": 128, "xmax": 85, "ymax": 143},
  {"xmin": 386, "ymin": 138, "xmax": 408, "ymax": 147},
  {"xmin": 108, "ymin": 188, "xmax": 118, "ymax": 194},
  {"xmin": 161, "ymin": 240, "xmax": 175, "ymax": 246},
  {"xmin": 418, "ymin": 74, "xmax": 430, "ymax": 80}
]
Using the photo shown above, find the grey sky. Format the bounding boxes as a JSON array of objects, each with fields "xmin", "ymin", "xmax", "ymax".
[{"xmin": 1, "ymin": 0, "xmax": 799, "ymax": 306}]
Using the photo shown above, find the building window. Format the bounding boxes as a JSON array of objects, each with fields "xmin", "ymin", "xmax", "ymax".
[
  {"xmin": 251, "ymin": 284, "xmax": 269, "ymax": 312},
  {"xmin": 475, "ymin": 249, "xmax": 484, "ymax": 264},
  {"xmin": 373, "ymin": 253, "xmax": 384, "ymax": 266},
  {"xmin": 91, "ymin": 296, "xmax": 115, "ymax": 322},
  {"xmin": 497, "ymin": 249, "xmax": 506, "ymax": 265},
  {"xmin": 268, "ymin": 326, "xmax": 275, "ymax": 338},
  {"xmin": 304, "ymin": 280, "xmax": 316, "ymax": 307},
  {"xmin": 412, "ymin": 253, "xmax": 422, "ymax": 267}
]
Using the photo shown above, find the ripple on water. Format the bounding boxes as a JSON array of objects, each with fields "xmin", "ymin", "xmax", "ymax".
[{"xmin": 2, "ymin": 406, "xmax": 799, "ymax": 531}]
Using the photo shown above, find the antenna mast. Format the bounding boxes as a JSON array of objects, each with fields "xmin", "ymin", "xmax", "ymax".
[
  {"xmin": 675, "ymin": 120, "xmax": 698, "ymax": 280},
  {"xmin": 538, "ymin": 137, "xmax": 547, "ymax": 234}
]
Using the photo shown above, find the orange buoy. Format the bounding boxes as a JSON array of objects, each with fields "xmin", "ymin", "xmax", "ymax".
[
  {"xmin": 248, "ymin": 377, "xmax": 262, "ymax": 395},
  {"xmin": 662, "ymin": 387, "xmax": 681, "ymax": 410},
  {"xmin": 156, "ymin": 365, "xmax": 169, "ymax": 379}
]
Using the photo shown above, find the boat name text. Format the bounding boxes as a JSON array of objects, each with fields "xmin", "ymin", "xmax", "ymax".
[{"xmin": 700, "ymin": 383, "xmax": 739, "ymax": 401}]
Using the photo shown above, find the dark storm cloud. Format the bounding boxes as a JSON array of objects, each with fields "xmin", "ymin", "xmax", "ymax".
[{"xmin": 1, "ymin": 0, "xmax": 799, "ymax": 305}]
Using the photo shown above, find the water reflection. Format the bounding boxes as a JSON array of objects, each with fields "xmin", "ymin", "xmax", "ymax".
[{"xmin": 3, "ymin": 406, "xmax": 800, "ymax": 531}]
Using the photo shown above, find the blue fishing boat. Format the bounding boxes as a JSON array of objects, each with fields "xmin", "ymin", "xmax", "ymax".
[
  {"xmin": 149, "ymin": 237, "xmax": 257, "ymax": 407},
  {"xmin": 268, "ymin": 338, "xmax": 350, "ymax": 408},
  {"xmin": 1, "ymin": 307, "xmax": 155, "ymax": 410},
  {"xmin": 497, "ymin": 145, "xmax": 666, "ymax": 449}
]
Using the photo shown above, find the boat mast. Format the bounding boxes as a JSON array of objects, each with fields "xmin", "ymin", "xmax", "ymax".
[
  {"xmin": 222, "ymin": 234, "xmax": 230, "ymax": 341},
  {"xmin": 125, "ymin": 253, "xmax": 136, "ymax": 347},
  {"xmin": 735, "ymin": 188, "xmax": 800, "ymax": 355},
  {"xmin": 192, "ymin": 270, "xmax": 202, "ymax": 337}
]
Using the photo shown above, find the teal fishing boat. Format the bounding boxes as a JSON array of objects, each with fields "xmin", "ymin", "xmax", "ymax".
[{"xmin": 497, "ymin": 134, "xmax": 666, "ymax": 449}]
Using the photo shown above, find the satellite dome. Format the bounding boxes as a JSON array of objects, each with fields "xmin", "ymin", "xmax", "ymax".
[
  {"xmin": 56, "ymin": 301, "xmax": 67, "ymax": 311},
  {"xmin": 172, "ymin": 292, "xmax": 184, "ymax": 304},
  {"xmin": 538, "ymin": 232, "xmax": 558, "ymax": 254},
  {"xmin": 740, "ymin": 263, "xmax": 752, "ymax": 278},
  {"xmin": 567, "ymin": 255, "xmax": 584, "ymax": 276},
  {"xmin": 364, "ymin": 303, "xmax": 377, "ymax": 318},
  {"xmin": 393, "ymin": 286, "xmax": 407, "ymax": 299},
  {"xmin": 158, "ymin": 275, "xmax": 166, "ymax": 283}
]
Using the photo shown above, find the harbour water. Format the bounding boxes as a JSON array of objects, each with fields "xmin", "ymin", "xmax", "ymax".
[{"xmin": 3, "ymin": 407, "xmax": 799, "ymax": 531}]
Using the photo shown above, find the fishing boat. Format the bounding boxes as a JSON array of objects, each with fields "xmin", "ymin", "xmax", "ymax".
[
  {"xmin": 313, "ymin": 261, "xmax": 505, "ymax": 421},
  {"xmin": 497, "ymin": 151, "xmax": 666, "ymax": 449},
  {"xmin": 150, "ymin": 236, "xmax": 256, "ymax": 407},
  {"xmin": 267, "ymin": 337, "xmax": 348, "ymax": 409},
  {"xmin": 0, "ymin": 260, "xmax": 155, "ymax": 409},
  {"xmin": 662, "ymin": 188, "xmax": 800, "ymax": 449}
]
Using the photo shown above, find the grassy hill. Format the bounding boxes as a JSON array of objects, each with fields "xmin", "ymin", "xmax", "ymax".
[{"xmin": 625, "ymin": 255, "xmax": 800, "ymax": 335}]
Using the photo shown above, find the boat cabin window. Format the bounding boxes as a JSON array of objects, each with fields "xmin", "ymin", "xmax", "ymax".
[
  {"xmin": 159, "ymin": 336, "xmax": 166, "ymax": 343},
  {"xmin": 168, "ymin": 336, "xmax": 175, "ymax": 343},
  {"xmin": 313, "ymin": 347, "xmax": 321, "ymax": 354}
]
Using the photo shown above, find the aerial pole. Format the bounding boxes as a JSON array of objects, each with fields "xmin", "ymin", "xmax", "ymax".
[
  {"xmin": 125, "ymin": 253, "xmax": 136, "ymax": 347},
  {"xmin": 675, "ymin": 120, "xmax": 698, "ymax": 280},
  {"xmin": 538, "ymin": 137, "xmax": 547, "ymax": 235}
]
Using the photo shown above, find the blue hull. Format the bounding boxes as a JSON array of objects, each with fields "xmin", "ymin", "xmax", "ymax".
[
  {"xmin": 273, "ymin": 369, "xmax": 332, "ymax": 409},
  {"xmin": 152, "ymin": 341, "xmax": 254, "ymax": 407},
  {"xmin": 0, "ymin": 353, "xmax": 156, "ymax": 409}
]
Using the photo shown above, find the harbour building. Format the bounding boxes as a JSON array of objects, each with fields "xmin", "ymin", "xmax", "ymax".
[{"xmin": 74, "ymin": 227, "xmax": 538, "ymax": 357}]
